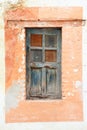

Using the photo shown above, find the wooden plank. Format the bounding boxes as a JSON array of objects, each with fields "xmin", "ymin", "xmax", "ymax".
[
  {"xmin": 30, "ymin": 68, "xmax": 42, "ymax": 96},
  {"xmin": 45, "ymin": 48, "xmax": 57, "ymax": 50},
  {"xmin": 30, "ymin": 62, "xmax": 58, "ymax": 68},
  {"xmin": 30, "ymin": 47, "xmax": 42, "ymax": 50},
  {"xmin": 28, "ymin": 28, "xmax": 59, "ymax": 35},
  {"xmin": 42, "ymin": 68, "xmax": 46, "ymax": 96},
  {"xmin": 56, "ymin": 64, "xmax": 62, "ymax": 98},
  {"xmin": 46, "ymin": 68, "xmax": 56, "ymax": 95}
]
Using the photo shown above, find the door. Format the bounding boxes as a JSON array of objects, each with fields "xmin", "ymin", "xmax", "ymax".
[{"xmin": 26, "ymin": 28, "xmax": 61, "ymax": 99}]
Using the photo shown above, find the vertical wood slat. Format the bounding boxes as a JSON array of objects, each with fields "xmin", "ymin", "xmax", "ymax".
[
  {"xmin": 46, "ymin": 68, "xmax": 56, "ymax": 94},
  {"xmin": 42, "ymin": 68, "xmax": 46, "ymax": 96},
  {"xmin": 30, "ymin": 68, "xmax": 42, "ymax": 96}
]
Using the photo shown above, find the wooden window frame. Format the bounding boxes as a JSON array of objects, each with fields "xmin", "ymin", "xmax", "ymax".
[{"xmin": 26, "ymin": 28, "xmax": 62, "ymax": 100}]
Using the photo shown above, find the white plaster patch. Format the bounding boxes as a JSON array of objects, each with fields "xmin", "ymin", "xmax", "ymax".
[
  {"xmin": 22, "ymin": 55, "xmax": 25, "ymax": 60},
  {"xmin": 23, "ymin": 43, "xmax": 25, "ymax": 47},
  {"xmin": 21, "ymin": 55, "xmax": 25, "ymax": 65},
  {"xmin": 18, "ymin": 67, "xmax": 23, "ymax": 73},
  {"xmin": 71, "ymin": 56, "xmax": 75, "ymax": 59},
  {"xmin": 67, "ymin": 92, "xmax": 74, "ymax": 96},
  {"xmin": 18, "ymin": 29, "xmax": 25, "ymax": 41},
  {"xmin": 5, "ymin": 0, "xmax": 19, "ymax": 4},
  {"xmin": 22, "ymin": 47, "xmax": 25, "ymax": 51},
  {"xmin": 75, "ymin": 81, "xmax": 82, "ymax": 88},
  {"xmin": 73, "ymin": 69, "xmax": 79, "ymax": 73},
  {"xmin": 6, "ymin": 80, "xmax": 25, "ymax": 112},
  {"xmin": 67, "ymin": 92, "xmax": 71, "ymax": 96},
  {"xmin": 21, "ymin": 60, "xmax": 25, "ymax": 65}
]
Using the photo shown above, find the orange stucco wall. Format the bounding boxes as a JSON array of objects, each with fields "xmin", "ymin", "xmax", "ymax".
[{"xmin": 5, "ymin": 7, "xmax": 83, "ymax": 122}]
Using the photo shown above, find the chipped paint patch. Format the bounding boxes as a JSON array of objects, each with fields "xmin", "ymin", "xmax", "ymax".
[
  {"xmin": 6, "ymin": 80, "xmax": 25, "ymax": 112},
  {"xmin": 67, "ymin": 92, "xmax": 74, "ymax": 96},
  {"xmin": 73, "ymin": 69, "xmax": 79, "ymax": 72},
  {"xmin": 18, "ymin": 67, "xmax": 23, "ymax": 73},
  {"xmin": 18, "ymin": 29, "xmax": 25, "ymax": 41},
  {"xmin": 67, "ymin": 92, "xmax": 71, "ymax": 96},
  {"xmin": 71, "ymin": 56, "xmax": 75, "ymax": 59},
  {"xmin": 75, "ymin": 81, "xmax": 82, "ymax": 88},
  {"xmin": 21, "ymin": 55, "xmax": 25, "ymax": 65},
  {"xmin": 4, "ymin": 0, "xmax": 24, "ymax": 10}
]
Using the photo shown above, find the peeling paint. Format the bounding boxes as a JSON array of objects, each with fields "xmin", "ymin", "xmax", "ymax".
[
  {"xmin": 18, "ymin": 29, "xmax": 25, "ymax": 41},
  {"xmin": 6, "ymin": 80, "xmax": 25, "ymax": 112},
  {"xmin": 4, "ymin": 0, "xmax": 24, "ymax": 10}
]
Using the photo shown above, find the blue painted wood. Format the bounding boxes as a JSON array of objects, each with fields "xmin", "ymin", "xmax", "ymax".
[
  {"xmin": 26, "ymin": 28, "xmax": 62, "ymax": 99},
  {"xmin": 30, "ymin": 68, "xmax": 42, "ymax": 96}
]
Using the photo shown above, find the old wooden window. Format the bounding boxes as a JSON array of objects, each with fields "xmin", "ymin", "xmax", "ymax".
[{"xmin": 26, "ymin": 28, "xmax": 61, "ymax": 100}]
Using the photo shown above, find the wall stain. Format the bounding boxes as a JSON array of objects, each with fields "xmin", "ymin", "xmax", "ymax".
[
  {"xmin": 4, "ymin": 0, "xmax": 24, "ymax": 11},
  {"xmin": 6, "ymin": 80, "xmax": 25, "ymax": 112}
]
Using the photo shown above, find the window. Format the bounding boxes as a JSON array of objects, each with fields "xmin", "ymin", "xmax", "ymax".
[{"xmin": 26, "ymin": 28, "xmax": 62, "ymax": 99}]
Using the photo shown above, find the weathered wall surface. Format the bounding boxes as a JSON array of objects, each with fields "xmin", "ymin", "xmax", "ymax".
[
  {"xmin": 0, "ymin": 0, "xmax": 87, "ymax": 129},
  {"xmin": 5, "ymin": 7, "xmax": 83, "ymax": 122}
]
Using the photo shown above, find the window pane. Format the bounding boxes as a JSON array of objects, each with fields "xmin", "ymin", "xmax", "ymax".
[
  {"xmin": 31, "ymin": 50, "xmax": 42, "ymax": 62},
  {"xmin": 45, "ymin": 50, "xmax": 57, "ymax": 62},
  {"xmin": 45, "ymin": 35, "xmax": 57, "ymax": 47},
  {"xmin": 30, "ymin": 34, "xmax": 42, "ymax": 47},
  {"xmin": 30, "ymin": 68, "xmax": 42, "ymax": 96}
]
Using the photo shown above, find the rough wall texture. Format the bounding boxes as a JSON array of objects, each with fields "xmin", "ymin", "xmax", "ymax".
[
  {"xmin": 5, "ymin": 7, "xmax": 83, "ymax": 122},
  {"xmin": 0, "ymin": 0, "xmax": 87, "ymax": 129}
]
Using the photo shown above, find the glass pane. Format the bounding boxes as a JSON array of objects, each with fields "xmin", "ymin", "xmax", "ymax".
[
  {"xmin": 45, "ymin": 35, "xmax": 57, "ymax": 47},
  {"xmin": 31, "ymin": 50, "xmax": 42, "ymax": 62},
  {"xmin": 45, "ymin": 50, "xmax": 57, "ymax": 62},
  {"xmin": 30, "ymin": 68, "xmax": 42, "ymax": 95},
  {"xmin": 30, "ymin": 34, "xmax": 42, "ymax": 47},
  {"xmin": 46, "ymin": 68, "xmax": 56, "ymax": 94}
]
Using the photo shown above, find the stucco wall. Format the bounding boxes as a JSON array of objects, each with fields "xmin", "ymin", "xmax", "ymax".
[{"xmin": 0, "ymin": 0, "xmax": 87, "ymax": 129}]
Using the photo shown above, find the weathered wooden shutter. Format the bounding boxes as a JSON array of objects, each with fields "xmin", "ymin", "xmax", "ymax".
[{"xmin": 26, "ymin": 28, "xmax": 61, "ymax": 99}]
